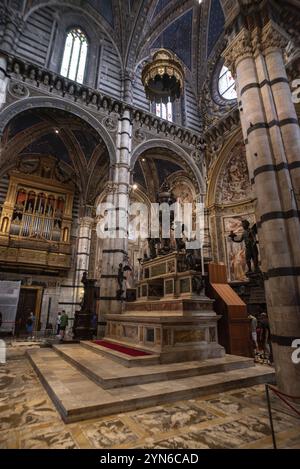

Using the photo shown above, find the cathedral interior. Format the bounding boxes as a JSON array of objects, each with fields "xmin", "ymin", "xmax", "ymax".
[{"xmin": 0, "ymin": 0, "xmax": 300, "ymax": 451}]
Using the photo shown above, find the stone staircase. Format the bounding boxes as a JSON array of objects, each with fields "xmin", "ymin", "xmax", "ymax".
[{"xmin": 27, "ymin": 342, "xmax": 275, "ymax": 423}]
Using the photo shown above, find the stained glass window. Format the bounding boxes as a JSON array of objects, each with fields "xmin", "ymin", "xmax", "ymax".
[
  {"xmin": 155, "ymin": 98, "xmax": 173, "ymax": 122},
  {"xmin": 218, "ymin": 65, "xmax": 237, "ymax": 100},
  {"xmin": 60, "ymin": 28, "xmax": 88, "ymax": 84}
]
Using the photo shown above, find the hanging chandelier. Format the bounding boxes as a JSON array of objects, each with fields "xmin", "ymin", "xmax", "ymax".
[{"xmin": 141, "ymin": 49, "xmax": 184, "ymax": 104}]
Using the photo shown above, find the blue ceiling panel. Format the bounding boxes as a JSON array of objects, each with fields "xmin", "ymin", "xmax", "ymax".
[
  {"xmin": 151, "ymin": 10, "xmax": 193, "ymax": 69},
  {"xmin": 207, "ymin": 0, "xmax": 225, "ymax": 57}
]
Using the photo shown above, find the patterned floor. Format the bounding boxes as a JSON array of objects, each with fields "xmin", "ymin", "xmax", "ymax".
[{"xmin": 0, "ymin": 352, "xmax": 299, "ymax": 449}]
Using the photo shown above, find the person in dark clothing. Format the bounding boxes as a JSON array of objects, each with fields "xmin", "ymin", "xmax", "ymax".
[
  {"xmin": 259, "ymin": 312, "xmax": 272, "ymax": 365},
  {"xmin": 26, "ymin": 312, "xmax": 35, "ymax": 340},
  {"xmin": 91, "ymin": 313, "xmax": 97, "ymax": 338}
]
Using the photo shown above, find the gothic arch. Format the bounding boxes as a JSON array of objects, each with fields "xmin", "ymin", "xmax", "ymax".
[
  {"xmin": 130, "ymin": 138, "xmax": 205, "ymax": 195},
  {"xmin": 0, "ymin": 96, "xmax": 117, "ymax": 166}
]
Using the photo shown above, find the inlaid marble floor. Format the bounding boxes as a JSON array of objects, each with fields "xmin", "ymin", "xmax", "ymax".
[{"xmin": 0, "ymin": 354, "xmax": 299, "ymax": 449}]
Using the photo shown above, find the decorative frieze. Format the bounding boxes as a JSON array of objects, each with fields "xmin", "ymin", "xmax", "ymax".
[{"xmin": 3, "ymin": 53, "xmax": 204, "ymax": 149}]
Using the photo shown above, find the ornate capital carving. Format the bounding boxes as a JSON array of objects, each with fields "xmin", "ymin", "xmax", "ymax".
[
  {"xmin": 260, "ymin": 21, "xmax": 289, "ymax": 54},
  {"xmin": 222, "ymin": 29, "xmax": 253, "ymax": 76},
  {"xmin": 103, "ymin": 181, "xmax": 118, "ymax": 196},
  {"xmin": 0, "ymin": 5, "xmax": 24, "ymax": 32},
  {"xmin": 223, "ymin": 22, "xmax": 289, "ymax": 73},
  {"xmin": 121, "ymin": 69, "xmax": 135, "ymax": 82}
]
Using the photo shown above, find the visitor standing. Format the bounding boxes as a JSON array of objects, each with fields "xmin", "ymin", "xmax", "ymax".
[
  {"xmin": 260, "ymin": 312, "xmax": 272, "ymax": 365},
  {"xmin": 91, "ymin": 313, "xmax": 97, "ymax": 338},
  {"xmin": 26, "ymin": 312, "xmax": 35, "ymax": 340},
  {"xmin": 56, "ymin": 312, "xmax": 62, "ymax": 336},
  {"xmin": 248, "ymin": 314, "xmax": 258, "ymax": 357}
]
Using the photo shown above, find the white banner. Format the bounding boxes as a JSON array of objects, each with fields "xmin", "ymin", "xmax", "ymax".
[{"xmin": 0, "ymin": 281, "xmax": 21, "ymax": 333}]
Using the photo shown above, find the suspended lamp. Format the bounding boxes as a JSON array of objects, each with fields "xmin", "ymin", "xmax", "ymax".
[{"xmin": 141, "ymin": 49, "xmax": 184, "ymax": 104}]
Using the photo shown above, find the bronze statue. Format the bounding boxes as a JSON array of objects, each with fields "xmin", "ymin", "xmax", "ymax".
[
  {"xmin": 185, "ymin": 249, "xmax": 202, "ymax": 272},
  {"xmin": 147, "ymin": 238, "xmax": 158, "ymax": 259},
  {"xmin": 229, "ymin": 220, "xmax": 259, "ymax": 274},
  {"xmin": 173, "ymin": 222, "xmax": 186, "ymax": 252},
  {"xmin": 186, "ymin": 249, "xmax": 196, "ymax": 270},
  {"xmin": 157, "ymin": 181, "xmax": 176, "ymax": 256},
  {"xmin": 117, "ymin": 262, "xmax": 132, "ymax": 301},
  {"xmin": 192, "ymin": 275, "xmax": 204, "ymax": 296},
  {"xmin": 81, "ymin": 271, "xmax": 89, "ymax": 310},
  {"xmin": 117, "ymin": 263, "xmax": 125, "ymax": 300}
]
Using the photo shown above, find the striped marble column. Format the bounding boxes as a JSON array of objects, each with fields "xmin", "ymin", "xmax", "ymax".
[
  {"xmin": 223, "ymin": 23, "xmax": 300, "ymax": 395},
  {"xmin": 122, "ymin": 70, "xmax": 134, "ymax": 104},
  {"xmin": 97, "ymin": 179, "xmax": 117, "ymax": 336},
  {"xmin": 99, "ymin": 109, "xmax": 132, "ymax": 320},
  {"xmin": 0, "ymin": 55, "xmax": 9, "ymax": 111},
  {"xmin": 262, "ymin": 22, "xmax": 300, "ymax": 208},
  {"xmin": 75, "ymin": 216, "xmax": 94, "ymax": 304}
]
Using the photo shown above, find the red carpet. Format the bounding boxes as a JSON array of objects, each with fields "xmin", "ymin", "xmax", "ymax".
[{"xmin": 92, "ymin": 340, "xmax": 152, "ymax": 357}]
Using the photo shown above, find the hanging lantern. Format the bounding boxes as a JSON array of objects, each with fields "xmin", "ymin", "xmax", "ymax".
[{"xmin": 141, "ymin": 49, "xmax": 184, "ymax": 104}]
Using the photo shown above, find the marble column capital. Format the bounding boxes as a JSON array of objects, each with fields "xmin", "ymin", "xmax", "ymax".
[
  {"xmin": 222, "ymin": 28, "xmax": 253, "ymax": 76},
  {"xmin": 121, "ymin": 69, "xmax": 135, "ymax": 82},
  {"xmin": 78, "ymin": 216, "xmax": 94, "ymax": 228},
  {"xmin": 103, "ymin": 181, "xmax": 119, "ymax": 196},
  {"xmin": 223, "ymin": 21, "xmax": 289, "ymax": 74},
  {"xmin": 260, "ymin": 21, "xmax": 289, "ymax": 55}
]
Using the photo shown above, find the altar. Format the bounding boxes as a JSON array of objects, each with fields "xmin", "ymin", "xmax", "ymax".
[{"xmin": 105, "ymin": 251, "xmax": 225, "ymax": 363}]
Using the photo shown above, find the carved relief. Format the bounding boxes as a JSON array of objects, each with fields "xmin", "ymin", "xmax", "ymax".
[
  {"xmin": 8, "ymin": 82, "xmax": 29, "ymax": 99},
  {"xmin": 15, "ymin": 155, "xmax": 73, "ymax": 184},
  {"xmin": 134, "ymin": 128, "xmax": 146, "ymax": 142},
  {"xmin": 222, "ymin": 28, "xmax": 253, "ymax": 75},
  {"xmin": 103, "ymin": 116, "xmax": 118, "ymax": 132},
  {"xmin": 261, "ymin": 21, "xmax": 289, "ymax": 53},
  {"xmin": 217, "ymin": 142, "xmax": 251, "ymax": 203}
]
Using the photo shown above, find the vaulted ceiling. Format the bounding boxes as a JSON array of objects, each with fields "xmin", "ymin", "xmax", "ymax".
[
  {"xmin": 5, "ymin": 0, "xmax": 298, "ymax": 100},
  {"xmin": 1, "ymin": 108, "xmax": 110, "ymax": 205},
  {"xmin": 18, "ymin": 0, "xmax": 227, "ymax": 91}
]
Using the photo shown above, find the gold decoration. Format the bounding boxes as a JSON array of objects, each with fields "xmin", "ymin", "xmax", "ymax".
[
  {"xmin": 141, "ymin": 49, "xmax": 184, "ymax": 103},
  {"xmin": 0, "ymin": 170, "xmax": 73, "ymax": 271}
]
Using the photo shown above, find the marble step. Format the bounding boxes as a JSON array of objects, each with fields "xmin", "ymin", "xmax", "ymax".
[
  {"xmin": 80, "ymin": 340, "xmax": 160, "ymax": 367},
  {"xmin": 52, "ymin": 343, "xmax": 254, "ymax": 389},
  {"xmin": 27, "ymin": 348, "xmax": 275, "ymax": 423}
]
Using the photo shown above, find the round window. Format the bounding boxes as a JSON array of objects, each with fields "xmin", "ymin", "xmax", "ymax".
[{"xmin": 218, "ymin": 65, "xmax": 237, "ymax": 100}]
